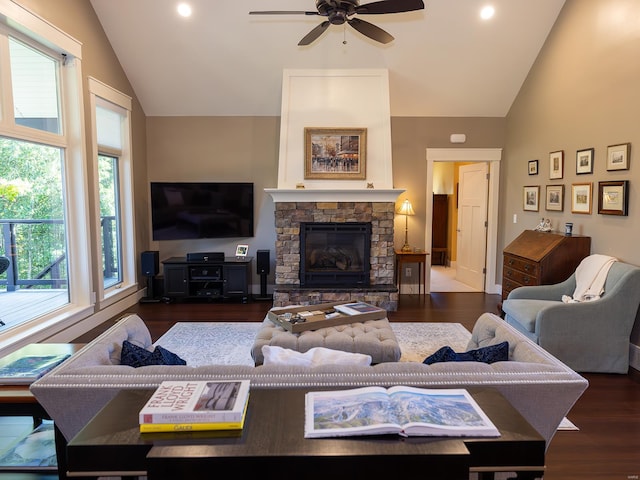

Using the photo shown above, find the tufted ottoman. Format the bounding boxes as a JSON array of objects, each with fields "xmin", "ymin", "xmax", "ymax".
[{"xmin": 251, "ymin": 316, "xmax": 401, "ymax": 365}]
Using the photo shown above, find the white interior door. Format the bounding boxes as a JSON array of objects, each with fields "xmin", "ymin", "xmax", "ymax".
[{"xmin": 456, "ymin": 163, "xmax": 488, "ymax": 290}]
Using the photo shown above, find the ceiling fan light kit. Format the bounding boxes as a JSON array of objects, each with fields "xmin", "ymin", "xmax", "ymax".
[{"xmin": 249, "ymin": 0, "xmax": 425, "ymax": 46}]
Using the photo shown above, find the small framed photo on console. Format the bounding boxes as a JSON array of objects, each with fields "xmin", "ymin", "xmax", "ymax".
[{"xmin": 235, "ymin": 244, "xmax": 249, "ymax": 258}]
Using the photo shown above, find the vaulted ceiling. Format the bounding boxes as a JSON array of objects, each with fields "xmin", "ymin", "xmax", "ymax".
[{"xmin": 89, "ymin": 0, "xmax": 566, "ymax": 117}]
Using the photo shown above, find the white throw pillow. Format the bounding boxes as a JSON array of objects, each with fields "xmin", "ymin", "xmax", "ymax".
[{"xmin": 262, "ymin": 345, "xmax": 372, "ymax": 367}]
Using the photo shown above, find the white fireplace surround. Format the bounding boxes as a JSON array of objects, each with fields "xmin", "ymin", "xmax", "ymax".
[
  {"xmin": 269, "ymin": 68, "xmax": 397, "ymax": 199},
  {"xmin": 265, "ymin": 188, "xmax": 404, "ymax": 203}
]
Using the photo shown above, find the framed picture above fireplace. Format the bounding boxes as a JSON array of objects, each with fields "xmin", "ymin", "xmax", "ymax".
[{"xmin": 304, "ymin": 127, "xmax": 367, "ymax": 180}]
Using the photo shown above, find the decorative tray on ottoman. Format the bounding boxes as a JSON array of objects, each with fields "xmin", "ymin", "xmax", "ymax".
[{"xmin": 267, "ymin": 301, "xmax": 387, "ymax": 333}]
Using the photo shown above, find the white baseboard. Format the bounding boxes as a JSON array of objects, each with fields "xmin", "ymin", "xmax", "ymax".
[{"xmin": 45, "ymin": 290, "xmax": 143, "ymax": 343}]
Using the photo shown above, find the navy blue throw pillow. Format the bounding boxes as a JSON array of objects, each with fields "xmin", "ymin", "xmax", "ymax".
[
  {"xmin": 153, "ymin": 345, "xmax": 187, "ymax": 365},
  {"xmin": 423, "ymin": 341, "xmax": 509, "ymax": 365},
  {"xmin": 120, "ymin": 340, "xmax": 186, "ymax": 367}
]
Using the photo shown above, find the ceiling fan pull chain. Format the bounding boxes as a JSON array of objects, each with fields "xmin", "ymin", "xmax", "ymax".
[{"xmin": 343, "ymin": 24, "xmax": 347, "ymax": 44}]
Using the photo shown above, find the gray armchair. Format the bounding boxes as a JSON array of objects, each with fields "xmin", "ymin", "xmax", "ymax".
[{"xmin": 502, "ymin": 260, "xmax": 640, "ymax": 373}]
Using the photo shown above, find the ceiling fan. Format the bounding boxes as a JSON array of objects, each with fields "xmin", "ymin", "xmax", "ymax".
[{"xmin": 249, "ymin": 0, "xmax": 425, "ymax": 46}]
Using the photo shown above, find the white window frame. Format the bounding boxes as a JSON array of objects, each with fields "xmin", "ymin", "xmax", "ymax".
[
  {"xmin": 88, "ymin": 77, "xmax": 136, "ymax": 307},
  {"xmin": 0, "ymin": 0, "xmax": 92, "ymax": 352}
]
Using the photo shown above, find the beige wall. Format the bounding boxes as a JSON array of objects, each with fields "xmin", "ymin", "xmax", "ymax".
[
  {"xmin": 15, "ymin": 0, "xmax": 149, "ymax": 298},
  {"xmin": 503, "ymin": 0, "xmax": 640, "ymax": 349},
  {"xmin": 390, "ymin": 117, "xmax": 506, "ymax": 256},
  {"xmin": 503, "ymin": 0, "xmax": 640, "ymax": 260},
  {"xmin": 145, "ymin": 116, "xmax": 504, "ymax": 289},
  {"xmin": 146, "ymin": 116, "xmax": 280, "ymax": 287}
]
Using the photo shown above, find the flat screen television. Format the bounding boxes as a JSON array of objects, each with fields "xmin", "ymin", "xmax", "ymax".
[{"xmin": 150, "ymin": 182, "xmax": 254, "ymax": 240}]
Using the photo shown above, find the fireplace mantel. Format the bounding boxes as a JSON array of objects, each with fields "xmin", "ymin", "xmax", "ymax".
[{"xmin": 265, "ymin": 188, "xmax": 404, "ymax": 203}]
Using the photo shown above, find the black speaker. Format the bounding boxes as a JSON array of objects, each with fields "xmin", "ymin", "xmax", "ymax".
[
  {"xmin": 255, "ymin": 250, "xmax": 271, "ymax": 301},
  {"xmin": 140, "ymin": 251, "xmax": 161, "ymax": 303},
  {"xmin": 141, "ymin": 251, "xmax": 159, "ymax": 277},
  {"xmin": 256, "ymin": 250, "xmax": 270, "ymax": 275}
]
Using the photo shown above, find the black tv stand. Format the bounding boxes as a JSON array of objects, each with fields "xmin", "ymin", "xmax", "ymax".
[{"xmin": 161, "ymin": 256, "xmax": 252, "ymax": 303}]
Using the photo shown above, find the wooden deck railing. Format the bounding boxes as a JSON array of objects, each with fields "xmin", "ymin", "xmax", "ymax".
[{"xmin": 0, "ymin": 216, "xmax": 117, "ymax": 291}]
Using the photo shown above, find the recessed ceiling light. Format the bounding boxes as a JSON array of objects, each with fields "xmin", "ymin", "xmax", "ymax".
[
  {"xmin": 480, "ymin": 5, "xmax": 495, "ymax": 20},
  {"xmin": 177, "ymin": 3, "xmax": 192, "ymax": 17}
]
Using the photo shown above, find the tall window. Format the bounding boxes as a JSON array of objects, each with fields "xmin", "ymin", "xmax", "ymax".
[
  {"xmin": 0, "ymin": 36, "xmax": 69, "ymax": 321},
  {"xmin": 89, "ymin": 79, "xmax": 135, "ymax": 305},
  {"xmin": 0, "ymin": 137, "xmax": 66, "ymax": 297},
  {"xmin": 98, "ymin": 153, "xmax": 121, "ymax": 288},
  {"xmin": 0, "ymin": 5, "xmax": 91, "ymax": 344}
]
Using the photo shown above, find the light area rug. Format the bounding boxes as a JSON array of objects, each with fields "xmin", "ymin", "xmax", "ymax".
[
  {"xmin": 154, "ymin": 321, "xmax": 473, "ymax": 367},
  {"xmin": 155, "ymin": 321, "xmax": 578, "ymax": 433}
]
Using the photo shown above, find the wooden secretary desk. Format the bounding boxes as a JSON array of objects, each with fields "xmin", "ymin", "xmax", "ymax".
[{"xmin": 502, "ymin": 230, "xmax": 591, "ymax": 301}]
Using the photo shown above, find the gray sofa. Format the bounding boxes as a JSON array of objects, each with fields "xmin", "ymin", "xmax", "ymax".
[{"xmin": 31, "ymin": 312, "xmax": 588, "ymax": 450}]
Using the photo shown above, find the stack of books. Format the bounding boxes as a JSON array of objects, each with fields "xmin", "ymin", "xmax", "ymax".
[{"xmin": 138, "ymin": 380, "xmax": 250, "ymax": 433}]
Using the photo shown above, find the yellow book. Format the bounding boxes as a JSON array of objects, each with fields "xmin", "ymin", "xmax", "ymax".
[
  {"xmin": 140, "ymin": 419, "xmax": 243, "ymax": 433},
  {"xmin": 140, "ymin": 390, "xmax": 249, "ymax": 433},
  {"xmin": 140, "ymin": 428, "xmax": 243, "ymax": 440}
]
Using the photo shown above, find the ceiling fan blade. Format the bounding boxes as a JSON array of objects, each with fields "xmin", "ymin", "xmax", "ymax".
[
  {"xmin": 348, "ymin": 17, "xmax": 394, "ymax": 44},
  {"xmin": 355, "ymin": 0, "xmax": 424, "ymax": 15},
  {"xmin": 249, "ymin": 11, "xmax": 319, "ymax": 16},
  {"xmin": 298, "ymin": 21, "xmax": 331, "ymax": 46}
]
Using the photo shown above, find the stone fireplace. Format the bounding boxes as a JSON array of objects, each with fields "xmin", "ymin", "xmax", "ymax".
[{"xmin": 271, "ymin": 200, "xmax": 398, "ymax": 311}]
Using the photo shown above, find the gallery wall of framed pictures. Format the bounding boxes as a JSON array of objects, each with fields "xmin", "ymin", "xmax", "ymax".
[{"xmin": 522, "ymin": 143, "xmax": 630, "ymax": 217}]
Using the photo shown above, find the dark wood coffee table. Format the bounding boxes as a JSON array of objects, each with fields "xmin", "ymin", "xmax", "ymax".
[{"xmin": 67, "ymin": 386, "xmax": 544, "ymax": 479}]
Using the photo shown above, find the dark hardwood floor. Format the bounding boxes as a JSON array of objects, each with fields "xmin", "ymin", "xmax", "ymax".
[
  {"xmin": 4, "ymin": 293, "xmax": 637, "ymax": 480},
  {"xmin": 74, "ymin": 292, "xmax": 506, "ymax": 343}
]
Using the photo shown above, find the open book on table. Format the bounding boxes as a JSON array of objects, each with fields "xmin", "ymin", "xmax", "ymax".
[
  {"xmin": 333, "ymin": 302, "xmax": 385, "ymax": 316},
  {"xmin": 304, "ymin": 386, "xmax": 500, "ymax": 439},
  {"xmin": 0, "ymin": 353, "xmax": 71, "ymax": 384}
]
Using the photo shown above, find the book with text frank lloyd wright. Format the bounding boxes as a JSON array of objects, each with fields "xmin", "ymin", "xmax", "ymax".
[{"xmin": 139, "ymin": 380, "xmax": 250, "ymax": 427}]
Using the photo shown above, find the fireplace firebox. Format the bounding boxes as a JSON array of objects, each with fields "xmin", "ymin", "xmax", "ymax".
[{"xmin": 300, "ymin": 222, "xmax": 371, "ymax": 287}]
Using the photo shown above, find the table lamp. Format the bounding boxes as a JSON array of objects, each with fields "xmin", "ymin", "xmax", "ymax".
[{"xmin": 397, "ymin": 199, "xmax": 415, "ymax": 253}]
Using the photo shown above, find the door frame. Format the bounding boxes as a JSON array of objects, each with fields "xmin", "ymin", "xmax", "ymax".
[{"xmin": 425, "ymin": 148, "xmax": 502, "ymax": 295}]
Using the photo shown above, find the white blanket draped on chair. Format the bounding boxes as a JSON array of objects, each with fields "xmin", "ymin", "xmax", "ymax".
[{"xmin": 562, "ymin": 254, "xmax": 617, "ymax": 303}]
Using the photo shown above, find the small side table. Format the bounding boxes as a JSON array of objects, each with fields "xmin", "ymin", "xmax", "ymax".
[{"xmin": 395, "ymin": 250, "xmax": 428, "ymax": 295}]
